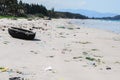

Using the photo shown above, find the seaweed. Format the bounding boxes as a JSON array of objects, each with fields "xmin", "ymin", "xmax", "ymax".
[
  {"xmin": 73, "ymin": 56, "xmax": 83, "ymax": 59},
  {"xmin": 91, "ymin": 49, "xmax": 99, "ymax": 51},
  {"xmin": 57, "ymin": 26, "xmax": 65, "ymax": 29},
  {"xmin": 86, "ymin": 57, "xmax": 96, "ymax": 61}
]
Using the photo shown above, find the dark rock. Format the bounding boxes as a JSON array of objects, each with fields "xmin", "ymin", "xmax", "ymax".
[
  {"xmin": 2, "ymin": 29, "xmax": 5, "ymax": 31},
  {"xmin": 76, "ymin": 27, "xmax": 80, "ymax": 29},
  {"xmin": 106, "ymin": 67, "xmax": 111, "ymax": 70},
  {"xmin": 9, "ymin": 77, "xmax": 21, "ymax": 80}
]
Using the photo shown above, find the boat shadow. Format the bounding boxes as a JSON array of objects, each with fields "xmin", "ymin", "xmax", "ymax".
[{"xmin": 33, "ymin": 38, "xmax": 41, "ymax": 41}]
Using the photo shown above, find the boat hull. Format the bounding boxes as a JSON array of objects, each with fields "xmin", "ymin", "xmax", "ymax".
[{"xmin": 8, "ymin": 27, "xmax": 36, "ymax": 40}]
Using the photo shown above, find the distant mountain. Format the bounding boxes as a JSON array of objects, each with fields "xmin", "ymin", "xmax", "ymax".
[
  {"xmin": 53, "ymin": 11, "xmax": 88, "ymax": 19},
  {"xmin": 102, "ymin": 15, "xmax": 120, "ymax": 20},
  {"xmin": 57, "ymin": 9, "xmax": 118, "ymax": 18},
  {"xmin": 112, "ymin": 15, "xmax": 120, "ymax": 20}
]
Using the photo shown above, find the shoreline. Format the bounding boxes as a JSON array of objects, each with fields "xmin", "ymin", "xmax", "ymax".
[
  {"xmin": 0, "ymin": 18, "xmax": 120, "ymax": 80},
  {"xmin": 71, "ymin": 19, "xmax": 120, "ymax": 34}
]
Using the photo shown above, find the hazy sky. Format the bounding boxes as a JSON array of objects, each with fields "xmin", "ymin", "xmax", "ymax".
[{"xmin": 21, "ymin": 0, "xmax": 120, "ymax": 14}]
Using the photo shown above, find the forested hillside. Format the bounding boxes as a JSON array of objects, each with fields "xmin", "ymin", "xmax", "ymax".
[{"xmin": 0, "ymin": 0, "xmax": 88, "ymax": 19}]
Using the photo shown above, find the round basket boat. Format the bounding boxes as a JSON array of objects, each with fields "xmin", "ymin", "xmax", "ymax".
[{"xmin": 8, "ymin": 27, "xmax": 36, "ymax": 40}]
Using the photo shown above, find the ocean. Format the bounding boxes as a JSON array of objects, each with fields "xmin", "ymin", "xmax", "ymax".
[{"xmin": 72, "ymin": 19, "xmax": 120, "ymax": 34}]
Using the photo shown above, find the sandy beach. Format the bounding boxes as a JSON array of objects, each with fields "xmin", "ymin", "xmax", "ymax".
[{"xmin": 0, "ymin": 18, "xmax": 120, "ymax": 80}]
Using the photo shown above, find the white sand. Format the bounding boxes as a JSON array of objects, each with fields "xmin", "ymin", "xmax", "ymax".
[{"xmin": 0, "ymin": 18, "xmax": 120, "ymax": 80}]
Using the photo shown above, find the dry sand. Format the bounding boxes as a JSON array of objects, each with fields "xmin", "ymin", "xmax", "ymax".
[{"xmin": 0, "ymin": 18, "xmax": 120, "ymax": 80}]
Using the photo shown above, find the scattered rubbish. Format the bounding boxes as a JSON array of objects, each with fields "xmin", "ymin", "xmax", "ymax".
[
  {"xmin": 44, "ymin": 66, "xmax": 56, "ymax": 73},
  {"xmin": 0, "ymin": 67, "xmax": 8, "ymax": 72},
  {"xmin": 82, "ymin": 52, "xmax": 88, "ymax": 55},
  {"xmin": 44, "ymin": 17, "xmax": 51, "ymax": 20},
  {"xmin": 74, "ymin": 41, "xmax": 91, "ymax": 44},
  {"xmin": 27, "ymin": 18, "xmax": 33, "ymax": 21},
  {"xmin": 92, "ymin": 63, "xmax": 97, "ymax": 67},
  {"xmin": 47, "ymin": 56, "xmax": 54, "ymax": 58},
  {"xmin": 73, "ymin": 56, "xmax": 83, "ymax": 59},
  {"xmin": 106, "ymin": 66, "xmax": 111, "ymax": 70},
  {"xmin": 86, "ymin": 57, "xmax": 96, "ymax": 61},
  {"xmin": 93, "ymin": 55, "xmax": 103, "ymax": 58},
  {"xmin": 29, "ymin": 28, "xmax": 33, "ymax": 31},
  {"xmin": 64, "ymin": 60, "xmax": 70, "ymax": 62},
  {"xmin": 79, "ymin": 41, "xmax": 91, "ymax": 44},
  {"xmin": 3, "ymin": 41, "xmax": 10, "ymax": 44},
  {"xmin": 57, "ymin": 26, "xmax": 65, "ymax": 29},
  {"xmin": 92, "ymin": 63, "xmax": 96, "ymax": 65},
  {"xmin": 9, "ymin": 77, "xmax": 22, "ymax": 80},
  {"xmin": 61, "ymin": 51, "xmax": 65, "ymax": 54},
  {"xmin": 16, "ymin": 70, "xmax": 23, "ymax": 74},
  {"xmin": 21, "ymin": 43, "xmax": 24, "ymax": 45},
  {"xmin": 67, "ymin": 27, "xmax": 74, "ymax": 30},
  {"xmin": 63, "ymin": 48, "xmax": 72, "ymax": 52},
  {"xmin": 32, "ymin": 27, "xmax": 44, "ymax": 30},
  {"xmin": 2, "ymin": 28, "xmax": 5, "ymax": 31},
  {"xmin": 76, "ymin": 27, "xmax": 80, "ymax": 29},
  {"xmin": 43, "ymin": 23, "xmax": 47, "ymax": 26},
  {"xmin": 100, "ymin": 68, "xmax": 103, "ymax": 70},
  {"xmin": 11, "ymin": 18, "xmax": 18, "ymax": 20},
  {"xmin": 44, "ymin": 66, "xmax": 53, "ymax": 71},
  {"xmin": 68, "ymin": 22, "xmax": 72, "ymax": 24},
  {"xmin": 115, "ymin": 61, "xmax": 120, "ymax": 64},
  {"xmin": 30, "ymin": 51, "xmax": 34, "ymax": 53},
  {"xmin": 61, "ymin": 48, "xmax": 72, "ymax": 54},
  {"xmin": 86, "ymin": 33, "xmax": 88, "ymax": 35},
  {"xmin": 83, "ymin": 65, "xmax": 88, "ymax": 67},
  {"xmin": 0, "ymin": 66, "xmax": 34, "ymax": 79},
  {"xmin": 113, "ymin": 37, "xmax": 120, "ymax": 41},
  {"xmin": 30, "ymin": 50, "xmax": 38, "ymax": 54},
  {"xmin": 73, "ymin": 34, "xmax": 76, "ymax": 36},
  {"xmin": 91, "ymin": 49, "xmax": 99, "ymax": 51},
  {"xmin": 3, "ymin": 26, "xmax": 7, "ymax": 28},
  {"xmin": 60, "ymin": 36, "xmax": 66, "ymax": 38}
]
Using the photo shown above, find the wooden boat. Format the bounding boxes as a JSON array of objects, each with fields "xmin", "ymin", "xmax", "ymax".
[{"xmin": 8, "ymin": 27, "xmax": 36, "ymax": 40}]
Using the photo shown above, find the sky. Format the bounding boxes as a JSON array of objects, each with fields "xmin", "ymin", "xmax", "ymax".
[{"xmin": 21, "ymin": 0, "xmax": 120, "ymax": 14}]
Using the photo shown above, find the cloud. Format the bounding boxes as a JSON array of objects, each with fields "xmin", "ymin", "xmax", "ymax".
[{"xmin": 22, "ymin": 0, "xmax": 87, "ymax": 10}]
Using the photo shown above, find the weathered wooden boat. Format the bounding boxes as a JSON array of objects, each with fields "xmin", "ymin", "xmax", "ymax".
[{"xmin": 8, "ymin": 27, "xmax": 36, "ymax": 40}]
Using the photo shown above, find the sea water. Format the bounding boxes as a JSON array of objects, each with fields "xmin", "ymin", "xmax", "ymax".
[{"xmin": 72, "ymin": 19, "xmax": 120, "ymax": 34}]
